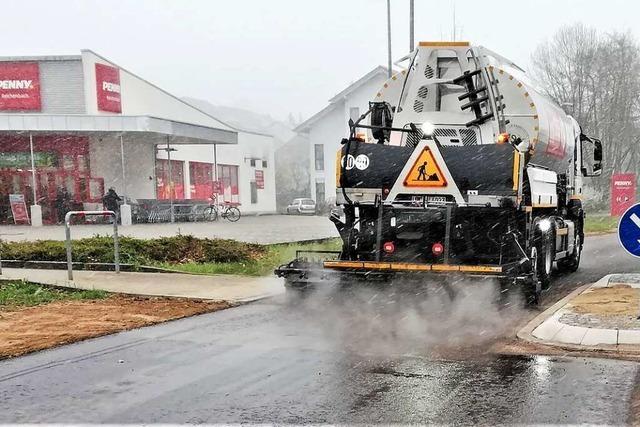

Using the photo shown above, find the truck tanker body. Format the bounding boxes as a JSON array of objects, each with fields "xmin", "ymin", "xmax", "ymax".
[{"xmin": 276, "ymin": 42, "xmax": 603, "ymax": 303}]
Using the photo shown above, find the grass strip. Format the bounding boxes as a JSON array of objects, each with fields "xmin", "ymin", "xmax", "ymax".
[
  {"xmin": 584, "ymin": 215, "xmax": 619, "ymax": 233},
  {"xmin": 0, "ymin": 280, "xmax": 108, "ymax": 310}
]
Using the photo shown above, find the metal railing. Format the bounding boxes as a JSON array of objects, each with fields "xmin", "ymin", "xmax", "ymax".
[{"xmin": 65, "ymin": 211, "xmax": 120, "ymax": 280}]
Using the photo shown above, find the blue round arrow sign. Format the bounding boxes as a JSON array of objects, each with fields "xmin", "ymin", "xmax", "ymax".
[{"xmin": 618, "ymin": 203, "xmax": 640, "ymax": 258}]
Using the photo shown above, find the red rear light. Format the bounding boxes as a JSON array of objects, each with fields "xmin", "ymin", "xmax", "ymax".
[
  {"xmin": 383, "ymin": 241, "xmax": 395, "ymax": 253},
  {"xmin": 432, "ymin": 242, "xmax": 444, "ymax": 256}
]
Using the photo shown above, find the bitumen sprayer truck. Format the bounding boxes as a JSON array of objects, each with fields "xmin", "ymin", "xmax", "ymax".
[{"xmin": 276, "ymin": 42, "xmax": 603, "ymax": 304}]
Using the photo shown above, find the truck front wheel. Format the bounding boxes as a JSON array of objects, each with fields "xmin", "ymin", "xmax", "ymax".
[
  {"xmin": 523, "ymin": 247, "xmax": 542, "ymax": 305},
  {"xmin": 558, "ymin": 232, "xmax": 582, "ymax": 273}
]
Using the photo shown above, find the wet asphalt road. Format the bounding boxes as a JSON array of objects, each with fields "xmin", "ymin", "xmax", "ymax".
[{"xmin": 0, "ymin": 233, "xmax": 639, "ymax": 424}]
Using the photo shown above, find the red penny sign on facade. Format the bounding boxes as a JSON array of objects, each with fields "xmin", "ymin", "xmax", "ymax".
[
  {"xmin": 255, "ymin": 170, "xmax": 265, "ymax": 189},
  {"xmin": 611, "ymin": 173, "xmax": 636, "ymax": 216},
  {"xmin": 95, "ymin": 63, "xmax": 122, "ymax": 113},
  {"xmin": 0, "ymin": 62, "xmax": 41, "ymax": 111}
]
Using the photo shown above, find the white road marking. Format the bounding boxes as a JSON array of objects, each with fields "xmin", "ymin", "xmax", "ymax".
[{"xmin": 630, "ymin": 213, "xmax": 640, "ymax": 245}]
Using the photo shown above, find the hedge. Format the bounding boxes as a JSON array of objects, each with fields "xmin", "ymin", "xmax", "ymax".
[{"xmin": 0, "ymin": 235, "xmax": 266, "ymax": 265}]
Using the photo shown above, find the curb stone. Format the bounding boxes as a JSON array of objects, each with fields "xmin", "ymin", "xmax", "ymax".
[{"xmin": 517, "ymin": 275, "xmax": 640, "ymax": 353}]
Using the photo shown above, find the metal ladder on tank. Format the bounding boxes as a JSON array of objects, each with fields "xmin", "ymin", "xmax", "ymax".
[{"xmin": 453, "ymin": 63, "xmax": 508, "ymax": 132}]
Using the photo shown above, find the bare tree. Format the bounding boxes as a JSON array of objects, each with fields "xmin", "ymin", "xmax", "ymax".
[{"xmin": 532, "ymin": 24, "xmax": 640, "ymax": 207}]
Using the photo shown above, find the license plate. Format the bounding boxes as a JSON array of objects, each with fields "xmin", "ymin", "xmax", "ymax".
[
  {"xmin": 411, "ymin": 196, "xmax": 424, "ymax": 206},
  {"xmin": 426, "ymin": 196, "xmax": 447, "ymax": 205}
]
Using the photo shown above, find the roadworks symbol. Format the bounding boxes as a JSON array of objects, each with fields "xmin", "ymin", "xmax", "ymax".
[{"xmin": 404, "ymin": 148, "xmax": 447, "ymax": 187}]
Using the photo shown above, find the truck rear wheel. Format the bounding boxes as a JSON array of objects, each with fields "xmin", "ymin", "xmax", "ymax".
[
  {"xmin": 534, "ymin": 226, "xmax": 554, "ymax": 290},
  {"xmin": 284, "ymin": 277, "xmax": 311, "ymax": 301},
  {"xmin": 523, "ymin": 247, "xmax": 542, "ymax": 305}
]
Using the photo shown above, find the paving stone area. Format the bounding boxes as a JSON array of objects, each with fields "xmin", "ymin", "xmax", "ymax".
[
  {"xmin": 609, "ymin": 273, "xmax": 640, "ymax": 285},
  {"xmin": 559, "ymin": 312, "xmax": 640, "ymax": 330}
]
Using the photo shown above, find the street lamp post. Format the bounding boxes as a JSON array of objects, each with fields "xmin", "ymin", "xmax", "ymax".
[
  {"xmin": 213, "ymin": 143, "xmax": 219, "ymax": 210},
  {"xmin": 387, "ymin": 0, "xmax": 392, "ymax": 78},
  {"xmin": 409, "ymin": 0, "xmax": 414, "ymax": 51},
  {"xmin": 119, "ymin": 134, "xmax": 132, "ymax": 226},
  {"xmin": 158, "ymin": 139, "xmax": 178, "ymax": 223},
  {"xmin": 28, "ymin": 133, "xmax": 42, "ymax": 226}
]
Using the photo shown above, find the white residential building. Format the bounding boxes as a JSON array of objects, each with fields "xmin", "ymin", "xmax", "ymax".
[{"xmin": 294, "ymin": 66, "xmax": 390, "ymax": 203}]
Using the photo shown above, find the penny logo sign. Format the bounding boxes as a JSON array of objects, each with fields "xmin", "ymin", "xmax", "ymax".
[
  {"xmin": 0, "ymin": 62, "xmax": 41, "ymax": 111},
  {"xmin": 95, "ymin": 63, "xmax": 122, "ymax": 113}
]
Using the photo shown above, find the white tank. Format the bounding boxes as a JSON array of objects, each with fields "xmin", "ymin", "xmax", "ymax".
[{"xmin": 372, "ymin": 42, "xmax": 578, "ymax": 177}]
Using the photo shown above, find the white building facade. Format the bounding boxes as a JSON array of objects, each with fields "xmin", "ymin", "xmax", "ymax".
[
  {"xmin": 155, "ymin": 130, "xmax": 276, "ymax": 214},
  {"xmin": 0, "ymin": 50, "xmax": 277, "ymax": 225},
  {"xmin": 294, "ymin": 66, "xmax": 390, "ymax": 203}
]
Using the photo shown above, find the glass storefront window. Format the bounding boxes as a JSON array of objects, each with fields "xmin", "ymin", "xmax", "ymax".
[
  {"xmin": 62, "ymin": 155, "xmax": 75, "ymax": 171},
  {"xmin": 156, "ymin": 159, "xmax": 185, "ymax": 200},
  {"xmin": 216, "ymin": 164, "xmax": 239, "ymax": 203},
  {"xmin": 0, "ymin": 135, "xmax": 98, "ymax": 224},
  {"xmin": 77, "ymin": 155, "xmax": 88, "ymax": 172},
  {"xmin": 189, "ymin": 161, "xmax": 213, "ymax": 200},
  {"xmin": 89, "ymin": 178, "xmax": 104, "ymax": 201}
]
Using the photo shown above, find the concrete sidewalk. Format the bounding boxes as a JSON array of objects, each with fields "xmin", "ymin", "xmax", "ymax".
[
  {"xmin": 0, "ymin": 268, "xmax": 284, "ymax": 303},
  {"xmin": 519, "ymin": 274, "xmax": 640, "ymax": 350},
  {"xmin": 0, "ymin": 214, "xmax": 338, "ymax": 244}
]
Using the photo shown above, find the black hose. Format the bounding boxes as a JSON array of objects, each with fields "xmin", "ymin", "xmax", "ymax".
[{"xmin": 341, "ymin": 136, "xmax": 353, "ymax": 205}]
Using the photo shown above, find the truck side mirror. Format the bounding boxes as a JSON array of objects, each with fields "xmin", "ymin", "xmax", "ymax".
[
  {"xmin": 581, "ymin": 135, "xmax": 603, "ymax": 177},
  {"xmin": 592, "ymin": 138, "xmax": 603, "ymax": 176}
]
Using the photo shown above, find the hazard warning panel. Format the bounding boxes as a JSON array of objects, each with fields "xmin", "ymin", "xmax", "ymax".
[{"xmin": 404, "ymin": 148, "xmax": 447, "ymax": 187}]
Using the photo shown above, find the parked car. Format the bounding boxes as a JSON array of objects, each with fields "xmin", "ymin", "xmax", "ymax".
[{"xmin": 286, "ymin": 198, "xmax": 316, "ymax": 215}]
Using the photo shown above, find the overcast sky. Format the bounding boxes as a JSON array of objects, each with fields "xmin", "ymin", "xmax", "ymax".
[{"xmin": 4, "ymin": 0, "xmax": 640, "ymax": 122}]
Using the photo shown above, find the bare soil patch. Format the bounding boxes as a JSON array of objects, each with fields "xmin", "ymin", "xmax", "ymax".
[
  {"xmin": 569, "ymin": 284, "xmax": 640, "ymax": 316},
  {"xmin": 0, "ymin": 295, "xmax": 232, "ymax": 359},
  {"xmin": 555, "ymin": 284, "xmax": 640, "ymax": 330}
]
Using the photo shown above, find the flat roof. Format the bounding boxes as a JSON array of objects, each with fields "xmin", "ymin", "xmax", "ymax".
[
  {"xmin": 0, "ymin": 55, "xmax": 82, "ymax": 62},
  {"xmin": 0, "ymin": 114, "xmax": 238, "ymax": 145}
]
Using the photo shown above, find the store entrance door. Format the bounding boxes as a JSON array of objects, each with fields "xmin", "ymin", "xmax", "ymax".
[{"xmin": 37, "ymin": 171, "xmax": 104, "ymax": 224}]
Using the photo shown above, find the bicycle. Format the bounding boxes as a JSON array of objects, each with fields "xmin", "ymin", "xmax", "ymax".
[{"xmin": 202, "ymin": 195, "xmax": 241, "ymax": 222}]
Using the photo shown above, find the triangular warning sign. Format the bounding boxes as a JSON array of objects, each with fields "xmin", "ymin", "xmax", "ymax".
[{"xmin": 404, "ymin": 148, "xmax": 447, "ymax": 187}]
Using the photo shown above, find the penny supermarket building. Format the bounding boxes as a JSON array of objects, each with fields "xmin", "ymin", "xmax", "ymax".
[{"xmin": 0, "ymin": 50, "xmax": 276, "ymax": 226}]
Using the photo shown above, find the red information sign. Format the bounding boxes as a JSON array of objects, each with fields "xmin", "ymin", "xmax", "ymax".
[
  {"xmin": 611, "ymin": 173, "xmax": 636, "ymax": 216},
  {"xmin": 255, "ymin": 170, "xmax": 264, "ymax": 189},
  {"xmin": 0, "ymin": 62, "xmax": 41, "ymax": 111},
  {"xmin": 95, "ymin": 63, "xmax": 122, "ymax": 113},
  {"xmin": 9, "ymin": 194, "xmax": 30, "ymax": 224}
]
